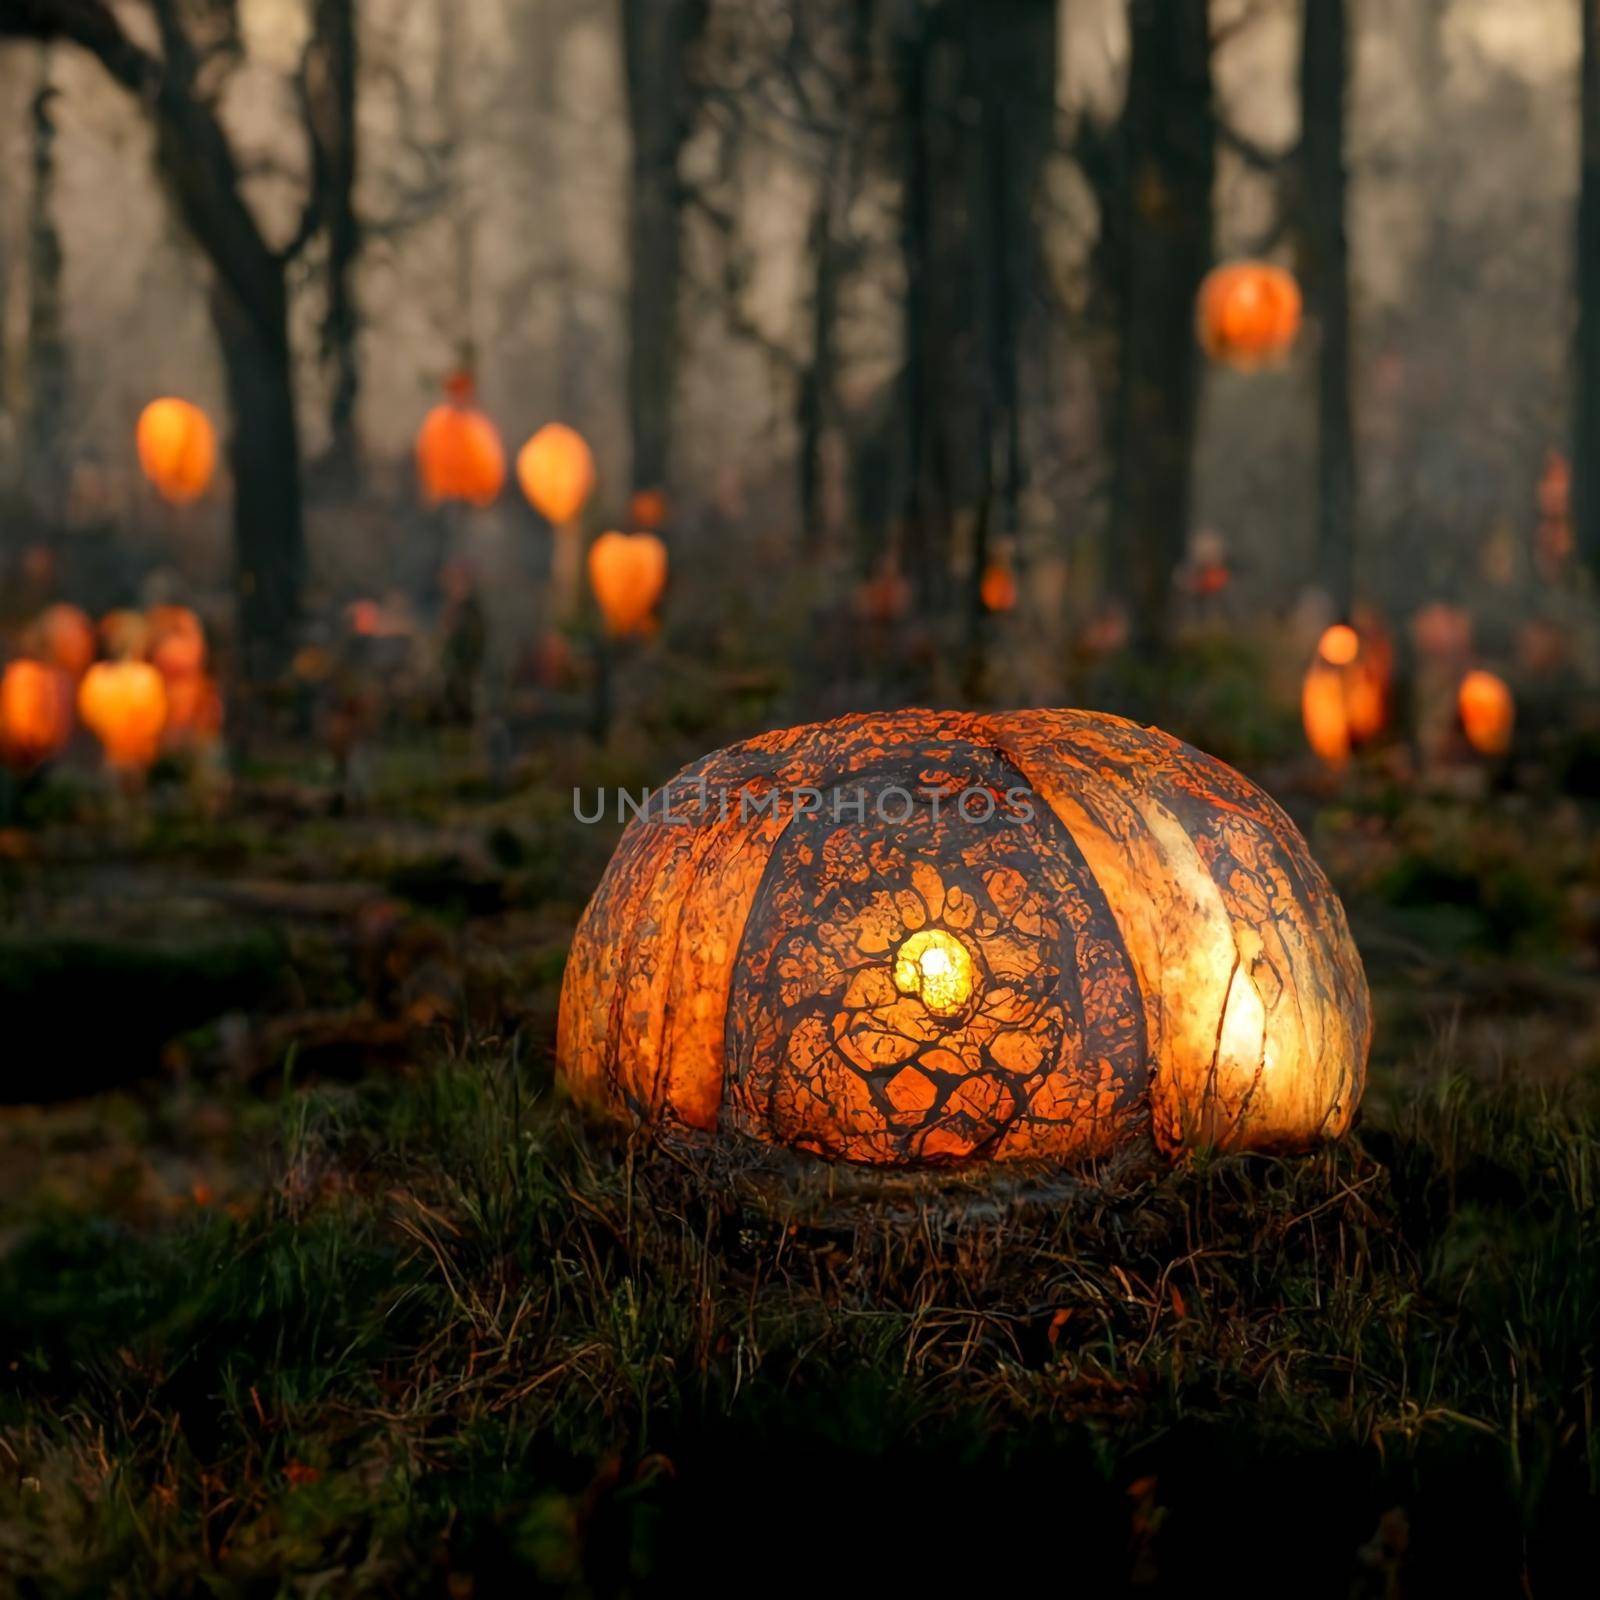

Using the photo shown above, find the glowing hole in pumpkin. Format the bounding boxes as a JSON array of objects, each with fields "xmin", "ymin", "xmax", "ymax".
[{"xmin": 892, "ymin": 929, "xmax": 976, "ymax": 1019}]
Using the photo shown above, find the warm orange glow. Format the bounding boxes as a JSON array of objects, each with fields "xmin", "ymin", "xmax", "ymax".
[
  {"xmin": 629, "ymin": 487, "xmax": 669, "ymax": 531},
  {"xmin": 30, "ymin": 604, "xmax": 97, "ymax": 678},
  {"xmin": 1301, "ymin": 660, "xmax": 1351, "ymax": 768},
  {"xmin": 1458, "ymin": 670, "xmax": 1514, "ymax": 757},
  {"xmin": 416, "ymin": 377, "xmax": 506, "ymax": 506},
  {"xmin": 517, "ymin": 423, "xmax": 596, "ymax": 526},
  {"xmin": 1317, "ymin": 623, "xmax": 1360, "ymax": 667},
  {"xmin": 146, "ymin": 605, "xmax": 206, "ymax": 679},
  {"xmin": 136, "ymin": 398, "xmax": 217, "ymax": 505},
  {"xmin": 1197, "ymin": 262, "xmax": 1302, "ymax": 370},
  {"xmin": 0, "ymin": 660, "xmax": 74, "ymax": 770},
  {"xmin": 892, "ymin": 929, "xmax": 977, "ymax": 1018},
  {"xmin": 559, "ymin": 709, "xmax": 1370, "ymax": 1167},
  {"xmin": 77, "ymin": 660, "xmax": 168, "ymax": 770},
  {"xmin": 162, "ymin": 672, "xmax": 224, "ymax": 746},
  {"xmin": 588, "ymin": 531, "xmax": 668, "ymax": 637},
  {"xmin": 100, "ymin": 609, "xmax": 151, "ymax": 661},
  {"xmin": 979, "ymin": 561, "xmax": 1018, "ymax": 614}
]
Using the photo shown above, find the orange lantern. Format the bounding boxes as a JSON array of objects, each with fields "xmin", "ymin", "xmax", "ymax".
[
  {"xmin": 0, "ymin": 659, "xmax": 75, "ymax": 770},
  {"xmin": 1458, "ymin": 670, "xmax": 1514, "ymax": 758},
  {"xmin": 629, "ymin": 487, "xmax": 669, "ymax": 531},
  {"xmin": 558, "ymin": 709, "xmax": 1370, "ymax": 1166},
  {"xmin": 30, "ymin": 603, "xmax": 97, "ymax": 678},
  {"xmin": 77, "ymin": 660, "xmax": 169, "ymax": 770},
  {"xmin": 1197, "ymin": 262, "xmax": 1302, "ymax": 370},
  {"xmin": 588, "ymin": 531, "xmax": 668, "ymax": 637},
  {"xmin": 100, "ymin": 609, "xmax": 151, "ymax": 661},
  {"xmin": 979, "ymin": 560, "xmax": 1018, "ymax": 615},
  {"xmin": 416, "ymin": 374, "xmax": 506, "ymax": 507},
  {"xmin": 1302, "ymin": 622, "xmax": 1389, "ymax": 768},
  {"xmin": 146, "ymin": 605, "xmax": 206, "ymax": 679},
  {"xmin": 136, "ymin": 398, "xmax": 217, "ymax": 505},
  {"xmin": 517, "ymin": 423, "xmax": 596, "ymax": 526}
]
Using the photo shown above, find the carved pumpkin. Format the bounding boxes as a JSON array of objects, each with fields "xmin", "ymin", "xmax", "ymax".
[
  {"xmin": 559, "ymin": 708, "xmax": 1370, "ymax": 1167},
  {"xmin": 1302, "ymin": 622, "xmax": 1389, "ymax": 768},
  {"xmin": 1458, "ymin": 669, "xmax": 1514, "ymax": 757},
  {"xmin": 517, "ymin": 423, "xmax": 596, "ymax": 526},
  {"xmin": 416, "ymin": 374, "xmax": 506, "ymax": 507},
  {"xmin": 1197, "ymin": 262, "xmax": 1302, "ymax": 370},
  {"xmin": 136, "ymin": 397, "xmax": 217, "ymax": 505},
  {"xmin": 979, "ymin": 560, "xmax": 1018, "ymax": 615},
  {"xmin": 588, "ymin": 531, "xmax": 668, "ymax": 637},
  {"xmin": 77, "ymin": 660, "xmax": 168, "ymax": 770},
  {"xmin": 29, "ymin": 604, "xmax": 97, "ymax": 678},
  {"xmin": 0, "ymin": 659, "xmax": 74, "ymax": 770}
]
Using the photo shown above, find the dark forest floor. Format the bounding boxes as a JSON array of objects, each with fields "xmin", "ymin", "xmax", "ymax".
[{"xmin": 1, "ymin": 711, "xmax": 1597, "ymax": 1597}]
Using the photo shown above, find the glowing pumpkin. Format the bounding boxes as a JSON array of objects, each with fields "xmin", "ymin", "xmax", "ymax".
[
  {"xmin": 136, "ymin": 398, "xmax": 217, "ymax": 505},
  {"xmin": 629, "ymin": 487, "xmax": 669, "ymax": 531},
  {"xmin": 1302, "ymin": 622, "xmax": 1389, "ymax": 768},
  {"xmin": 979, "ymin": 560, "xmax": 1018, "ymax": 615},
  {"xmin": 30, "ymin": 604, "xmax": 97, "ymax": 678},
  {"xmin": 558, "ymin": 708, "xmax": 1370, "ymax": 1166},
  {"xmin": 1197, "ymin": 262, "xmax": 1302, "ymax": 370},
  {"xmin": 517, "ymin": 423, "xmax": 596, "ymax": 526},
  {"xmin": 77, "ymin": 660, "xmax": 168, "ymax": 770},
  {"xmin": 146, "ymin": 605, "xmax": 206, "ymax": 679},
  {"xmin": 1458, "ymin": 670, "xmax": 1514, "ymax": 757},
  {"xmin": 588, "ymin": 531, "xmax": 668, "ymax": 637},
  {"xmin": 0, "ymin": 659, "xmax": 74, "ymax": 770},
  {"xmin": 416, "ymin": 374, "xmax": 505, "ymax": 507}
]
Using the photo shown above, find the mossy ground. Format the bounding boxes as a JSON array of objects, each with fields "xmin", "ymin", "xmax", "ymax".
[{"xmin": 1, "ymin": 701, "xmax": 1597, "ymax": 1595}]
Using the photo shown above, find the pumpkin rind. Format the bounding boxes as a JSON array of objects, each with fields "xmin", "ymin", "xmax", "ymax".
[{"xmin": 558, "ymin": 709, "xmax": 1370, "ymax": 1166}]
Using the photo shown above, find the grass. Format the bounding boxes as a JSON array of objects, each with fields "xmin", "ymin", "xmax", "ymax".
[
  {"xmin": 3, "ymin": 710, "xmax": 1599, "ymax": 1594},
  {"xmin": 1, "ymin": 1040, "xmax": 1595, "ymax": 1595}
]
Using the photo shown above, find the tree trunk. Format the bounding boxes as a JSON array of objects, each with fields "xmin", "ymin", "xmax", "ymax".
[
  {"xmin": 1107, "ymin": 0, "xmax": 1214, "ymax": 655},
  {"xmin": 1577, "ymin": 0, "xmax": 1600, "ymax": 581},
  {"xmin": 210, "ymin": 282, "xmax": 305, "ymax": 683},
  {"xmin": 305, "ymin": 0, "xmax": 360, "ymax": 478},
  {"xmin": 26, "ymin": 43, "xmax": 69, "ymax": 514},
  {"xmin": 621, "ymin": 0, "xmax": 705, "ymax": 495},
  {"xmin": 1302, "ymin": 0, "xmax": 1355, "ymax": 616}
]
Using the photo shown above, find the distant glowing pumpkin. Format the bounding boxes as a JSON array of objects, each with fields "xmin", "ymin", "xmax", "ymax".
[
  {"xmin": 1197, "ymin": 262, "xmax": 1302, "ymax": 370},
  {"xmin": 558, "ymin": 709, "xmax": 1370, "ymax": 1167},
  {"xmin": 162, "ymin": 672, "xmax": 224, "ymax": 747},
  {"xmin": 517, "ymin": 423, "xmax": 596, "ymax": 526},
  {"xmin": 629, "ymin": 487, "xmax": 669, "ymax": 531},
  {"xmin": 416, "ymin": 374, "xmax": 506, "ymax": 507},
  {"xmin": 30, "ymin": 604, "xmax": 97, "ymax": 678},
  {"xmin": 1458, "ymin": 669, "xmax": 1514, "ymax": 757},
  {"xmin": 979, "ymin": 560, "xmax": 1018, "ymax": 614},
  {"xmin": 146, "ymin": 605, "xmax": 206, "ymax": 679},
  {"xmin": 588, "ymin": 531, "xmax": 668, "ymax": 637},
  {"xmin": 1302, "ymin": 621, "xmax": 1390, "ymax": 768},
  {"xmin": 136, "ymin": 398, "xmax": 217, "ymax": 505},
  {"xmin": 0, "ymin": 659, "xmax": 74, "ymax": 770},
  {"xmin": 77, "ymin": 660, "xmax": 168, "ymax": 770}
]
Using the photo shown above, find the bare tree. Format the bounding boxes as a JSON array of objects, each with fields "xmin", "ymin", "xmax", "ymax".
[
  {"xmin": 1102, "ymin": 0, "xmax": 1215, "ymax": 654},
  {"xmin": 25, "ymin": 41, "xmax": 68, "ymax": 515},
  {"xmin": 0, "ymin": 0, "xmax": 309, "ymax": 679},
  {"xmin": 299, "ymin": 0, "xmax": 361, "ymax": 481},
  {"xmin": 1577, "ymin": 0, "xmax": 1600, "ymax": 583},
  {"xmin": 1302, "ymin": 0, "xmax": 1355, "ymax": 616},
  {"xmin": 621, "ymin": 0, "xmax": 708, "ymax": 496}
]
